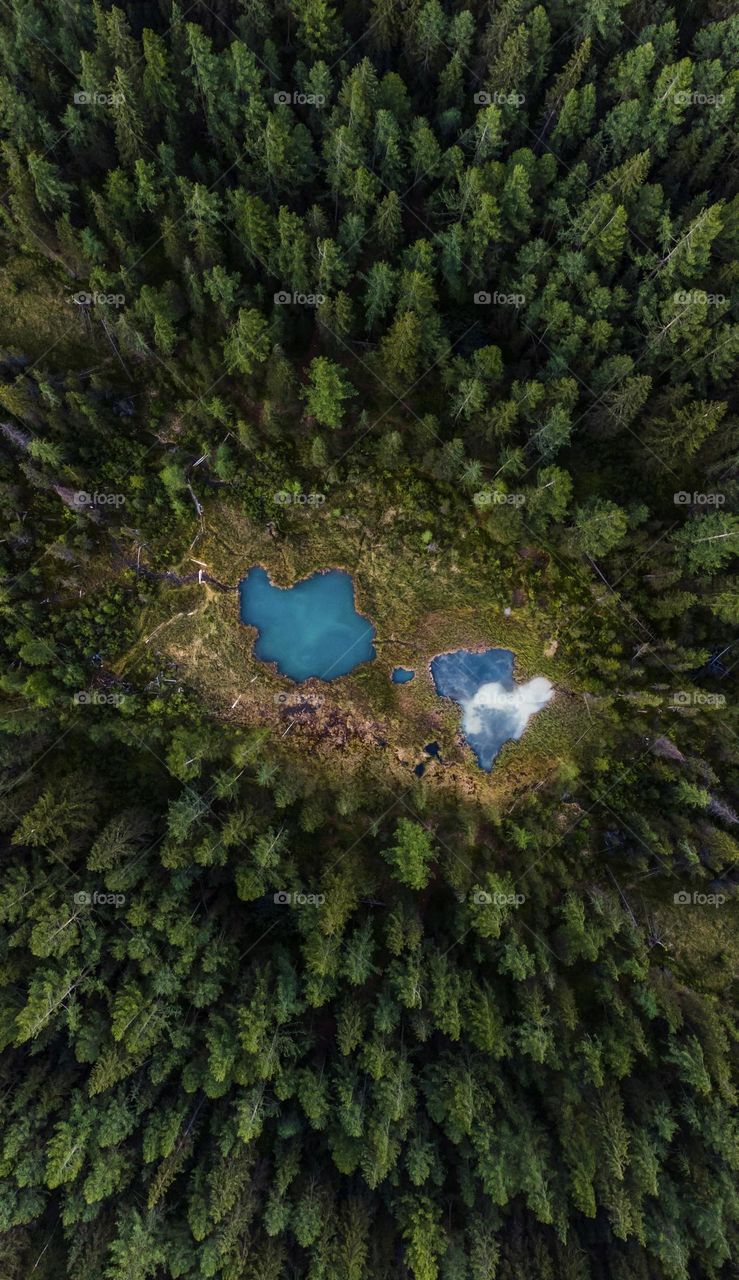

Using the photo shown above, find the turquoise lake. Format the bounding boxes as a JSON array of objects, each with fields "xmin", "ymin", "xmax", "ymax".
[
  {"xmin": 391, "ymin": 667, "xmax": 415, "ymax": 684},
  {"xmin": 430, "ymin": 649, "xmax": 553, "ymax": 772},
  {"xmin": 240, "ymin": 566, "xmax": 376, "ymax": 681}
]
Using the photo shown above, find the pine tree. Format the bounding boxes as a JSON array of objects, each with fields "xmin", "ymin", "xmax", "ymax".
[{"xmin": 301, "ymin": 357, "xmax": 357, "ymax": 427}]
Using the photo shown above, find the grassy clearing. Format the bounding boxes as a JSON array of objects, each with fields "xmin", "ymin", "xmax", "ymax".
[{"xmin": 119, "ymin": 484, "xmax": 605, "ymax": 804}]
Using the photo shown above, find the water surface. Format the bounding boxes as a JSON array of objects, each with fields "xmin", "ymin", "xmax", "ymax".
[
  {"xmin": 430, "ymin": 648, "xmax": 552, "ymax": 771},
  {"xmin": 240, "ymin": 566, "xmax": 375, "ymax": 681},
  {"xmin": 391, "ymin": 667, "xmax": 415, "ymax": 684}
]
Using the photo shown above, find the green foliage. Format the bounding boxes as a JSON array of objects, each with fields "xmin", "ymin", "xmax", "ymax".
[
  {"xmin": 0, "ymin": 2, "xmax": 736, "ymax": 1278},
  {"xmin": 301, "ymin": 357, "xmax": 357, "ymax": 428},
  {"xmin": 382, "ymin": 819, "xmax": 435, "ymax": 889}
]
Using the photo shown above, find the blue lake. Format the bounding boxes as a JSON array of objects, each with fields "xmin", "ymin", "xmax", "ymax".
[
  {"xmin": 240, "ymin": 566, "xmax": 376, "ymax": 681},
  {"xmin": 430, "ymin": 648, "xmax": 553, "ymax": 772},
  {"xmin": 391, "ymin": 667, "xmax": 415, "ymax": 684}
]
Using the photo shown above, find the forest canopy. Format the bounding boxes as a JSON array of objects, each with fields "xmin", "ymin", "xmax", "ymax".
[{"xmin": 0, "ymin": 0, "xmax": 736, "ymax": 1278}]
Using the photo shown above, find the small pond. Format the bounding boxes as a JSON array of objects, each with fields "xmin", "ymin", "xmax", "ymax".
[
  {"xmin": 391, "ymin": 667, "xmax": 415, "ymax": 684},
  {"xmin": 240, "ymin": 566, "xmax": 376, "ymax": 681},
  {"xmin": 430, "ymin": 648, "xmax": 553, "ymax": 772}
]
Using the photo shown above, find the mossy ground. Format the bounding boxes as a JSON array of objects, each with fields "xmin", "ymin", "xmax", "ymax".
[
  {"xmin": 117, "ymin": 483, "xmax": 608, "ymax": 808},
  {"xmin": 0, "ymin": 258, "xmax": 103, "ymax": 367}
]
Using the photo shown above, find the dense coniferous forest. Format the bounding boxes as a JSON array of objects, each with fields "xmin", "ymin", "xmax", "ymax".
[{"xmin": 0, "ymin": 0, "xmax": 737, "ymax": 1276}]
